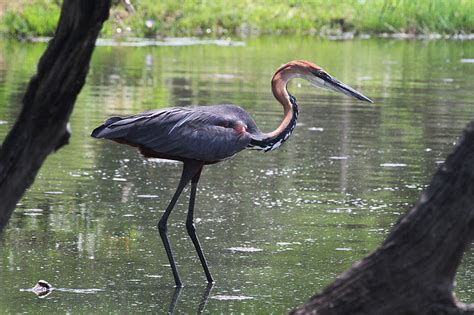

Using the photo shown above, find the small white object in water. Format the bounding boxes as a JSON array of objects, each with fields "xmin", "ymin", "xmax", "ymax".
[
  {"xmin": 335, "ymin": 248, "xmax": 352, "ymax": 251},
  {"xmin": 460, "ymin": 58, "xmax": 474, "ymax": 63},
  {"xmin": 112, "ymin": 177, "xmax": 127, "ymax": 181},
  {"xmin": 23, "ymin": 212, "xmax": 43, "ymax": 216},
  {"xmin": 329, "ymin": 156, "xmax": 348, "ymax": 160},
  {"xmin": 307, "ymin": 127, "xmax": 324, "ymax": 131},
  {"xmin": 226, "ymin": 247, "xmax": 263, "ymax": 253},
  {"xmin": 136, "ymin": 194, "xmax": 159, "ymax": 198},
  {"xmin": 144, "ymin": 274, "xmax": 162, "ymax": 278},
  {"xmin": 147, "ymin": 158, "xmax": 180, "ymax": 164},
  {"xmin": 25, "ymin": 208, "xmax": 43, "ymax": 212},
  {"xmin": 212, "ymin": 295, "xmax": 254, "ymax": 301},
  {"xmin": 380, "ymin": 163, "xmax": 407, "ymax": 167}
]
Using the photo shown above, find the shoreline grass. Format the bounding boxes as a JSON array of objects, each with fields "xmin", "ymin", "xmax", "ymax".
[{"xmin": 1, "ymin": 0, "xmax": 473, "ymax": 39}]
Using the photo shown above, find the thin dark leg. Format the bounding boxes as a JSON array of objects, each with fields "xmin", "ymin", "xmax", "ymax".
[
  {"xmin": 158, "ymin": 160, "xmax": 203, "ymax": 287},
  {"xmin": 186, "ymin": 167, "xmax": 214, "ymax": 283}
]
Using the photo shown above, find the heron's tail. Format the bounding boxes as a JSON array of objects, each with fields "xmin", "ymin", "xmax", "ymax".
[{"xmin": 91, "ymin": 117, "xmax": 123, "ymax": 138}]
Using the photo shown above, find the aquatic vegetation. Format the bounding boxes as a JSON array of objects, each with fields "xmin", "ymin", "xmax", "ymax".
[
  {"xmin": 0, "ymin": 0, "xmax": 473, "ymax": 39},
  {"xmin": 0, "ymin": 1, "xmax": 60, "ymax": 38}
]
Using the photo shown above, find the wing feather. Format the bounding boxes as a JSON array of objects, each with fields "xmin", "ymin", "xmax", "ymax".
[{"xmin": 92, "ymin": 106, "xmax": 252, "ymax": 162}]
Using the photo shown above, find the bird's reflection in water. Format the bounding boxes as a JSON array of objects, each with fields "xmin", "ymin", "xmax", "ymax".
[
  {"xmin": 167, "ymin": 287, "xmax": 182, "ymax": 314},
  {"xmin": 197, "ymin": 283, "xmax": 214, "ymax": 314},
  {"xmin": 167, "ymin": 283, "xmax": 214, "ymax": 314}
]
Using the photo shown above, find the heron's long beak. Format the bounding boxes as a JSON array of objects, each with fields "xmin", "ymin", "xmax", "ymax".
[{"xmin": 313, "ymin": 71, "xmax": 373, "ymax": 103}]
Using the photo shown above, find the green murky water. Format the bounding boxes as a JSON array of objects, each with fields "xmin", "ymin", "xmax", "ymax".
[{"xmin": 1, "ymin": 37, "xmax": 473, "ymax": 313}]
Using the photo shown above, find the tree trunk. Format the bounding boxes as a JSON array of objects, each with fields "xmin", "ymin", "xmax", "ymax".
[
  {"xmin": 0, "ymin": 0, "xmax": 111, "ymax": 228},
  {"xmin": 291, "ymin": 123, "xmax": 474, "ymax": 314}
]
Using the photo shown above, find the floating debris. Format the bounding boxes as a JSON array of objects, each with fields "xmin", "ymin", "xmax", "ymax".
[
  {"xmin": 335, "ymin": 248, "xmax": 352, "ymax": 251},
  {"xmin": 31, "ymin": 280, "xmax": 53, "ymax": 298},
  {"xmin": 226, "ymin": 247, "xmax": 263, "ymax": 253},
  {"xmin": 24, "ymin": 280, "xmax": 104, "ymax": 298},
  {"xmin": 307, "ymin": 127, "xmax": 324, "ymax": 132},
  {"xmin": 329, "ymin": 156, "xmax": 348, "ymax": 160},
  {"xmin": 460, "ymin": 58, "xmax": 474, "ymax": 64}
]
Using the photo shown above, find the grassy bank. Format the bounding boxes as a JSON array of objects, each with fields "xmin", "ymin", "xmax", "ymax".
[{"xmin": 1, "ymin": 0, "xmax": 473, "ymax": 39}]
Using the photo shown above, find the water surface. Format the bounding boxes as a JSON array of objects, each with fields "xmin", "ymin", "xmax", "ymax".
[{"xmin": 1, "ymin": 37, "xmax": 474, "ymax": 313}]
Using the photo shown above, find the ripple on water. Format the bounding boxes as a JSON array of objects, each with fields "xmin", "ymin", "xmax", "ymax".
[
  {"xmin": 226, "ymin": 247, "xmax": 263, "ymax": 253},
  {"xmin": 212, "ymin": 295, "xmax": 254, "ymax": 301},
  {"xmin": 136, "ymin": 194, "xmax": 159, "ymax": 198},
  {"xmin": 380, "ymin": 163, "xmax": 407, "ymax": 167}
]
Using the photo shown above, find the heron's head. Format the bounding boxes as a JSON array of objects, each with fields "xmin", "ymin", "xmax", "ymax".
[{"xmin": 274, "ymin": 60, "xmax": 373, "ymax": 103}]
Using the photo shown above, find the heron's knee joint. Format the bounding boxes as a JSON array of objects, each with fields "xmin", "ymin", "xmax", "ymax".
[
  {"xmin": 186, "ymin": 221, "xmax": 196, "ymax": 233},
  {"xmin": 158, "ymin": 221, "xmax": 167, "ymax": 233}
]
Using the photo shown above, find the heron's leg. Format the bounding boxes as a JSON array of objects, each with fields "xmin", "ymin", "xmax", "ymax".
[
  {"xmin": 158, "ymin": 160, "xmax": 202, "ymax": 287},
  {"xmin": 186, "ymin": 166, "xmax": 214, "ymax": 283}
]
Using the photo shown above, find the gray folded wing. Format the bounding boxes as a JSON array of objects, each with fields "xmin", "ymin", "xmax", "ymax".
[{"xmin": 92, "ymin": 107, "xmax": 252, "ymax": 161}]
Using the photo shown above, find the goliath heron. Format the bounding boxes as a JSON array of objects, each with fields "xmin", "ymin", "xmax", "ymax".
[{"xmin": 92, "ymin": 60, "xmax": 373, "ymax": 287}]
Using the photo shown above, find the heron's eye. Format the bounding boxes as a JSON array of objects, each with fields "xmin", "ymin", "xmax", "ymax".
[{"xmin": 315, "ymin": 71, "xmax": 331, "ymax": 80}]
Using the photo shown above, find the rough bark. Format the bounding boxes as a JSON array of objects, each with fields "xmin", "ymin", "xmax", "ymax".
[
  {"xmin": 0, "ymin": 0, "xmax": 111, "ymax": 228},
  {"xmin": 291, "ymin": 123, "xmax": 474, "ymax": 314}
]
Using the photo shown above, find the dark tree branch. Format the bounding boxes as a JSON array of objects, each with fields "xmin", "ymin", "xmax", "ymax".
[
  {"xmin": 0, "ymin": 0, "xmax": 111, "ymax": 228},
  {"xmin": 291, "ymin": 123, "xmax": 474, "ymax": 314}
]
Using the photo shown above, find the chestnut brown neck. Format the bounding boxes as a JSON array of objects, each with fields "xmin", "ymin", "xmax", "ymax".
[{"xmin": 248, "ymin": 68, "xmax": 299, "ymax": 152}]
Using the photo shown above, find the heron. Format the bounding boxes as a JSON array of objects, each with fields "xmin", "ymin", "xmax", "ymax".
[{"xmin": 91, "ymin": 60, "xmax": 373, "ymax": 287}]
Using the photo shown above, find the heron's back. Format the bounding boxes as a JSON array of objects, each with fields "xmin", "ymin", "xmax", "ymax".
[{"xmin": 91, "ymin": 105, "xmax": 261, "ymax": 162}]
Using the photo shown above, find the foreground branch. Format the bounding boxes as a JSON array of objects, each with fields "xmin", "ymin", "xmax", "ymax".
[
  {"xmin": 0, "ymin": 0, "xmax": 111, "ymax": 227},
  {"xmin": 291, "ymin": 123, "xmax": 474, "ymax": 314}
]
